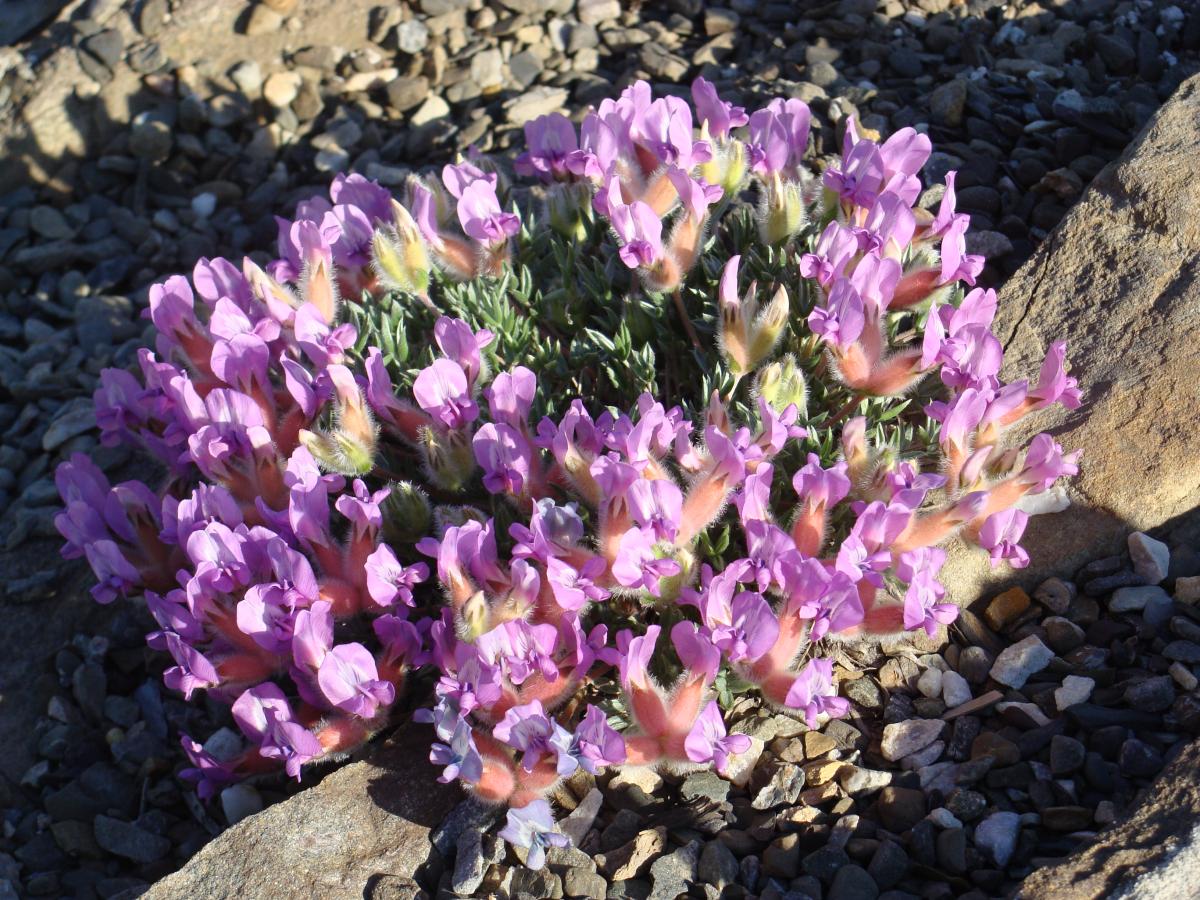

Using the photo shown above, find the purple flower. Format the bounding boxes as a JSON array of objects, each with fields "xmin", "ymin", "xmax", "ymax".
[
  {"xmin": 1019, "ymin": 434, "xmax": 1081, "ymax": 493},
  {"xmin": 808, "ymin": 278, "xmax": 866, "ymax": 351},
  {"xmin": 434, "ymin": 317, "xmax": 493, "ymax": 388},
  {"xmin": 799, "ymin": 221, "xmax": 860, "ymax": 287},
  {"xmin": 365, "ymin": 543, "xmax": 429, "ymax": 608},
  {"xmin": 291, "ymin": 600, "xmax": 333, "ymax": 672},
  {"xmin": 475, "ymin": 619, "xmax": 559, "ymax": 686},
  {"xmin": 691, "ymin": 76, "xmax": 748, "ymax": 139},
  {"xmin": 317, "ymin": 643, "xmax": 395, "ymax": 718},
  {"xmin": 719, "ymin": 590, "xmax": 780, "ymax": 664},
  {"xmin": 494, "ymin": 699, "xmax": 571, "ymax": 772},
  {"xmin": 186, "ymin": 522, "xmax": 250, "ymax": 595},
  {"xmin": 938, "ymin": 213, "xmax": 985, "ymax": 286},
  {"xmin": 511, "ymin": 499, "xmax": 585, "ymax": 563},
  {"xmin": 617, "ymin": 624, "xmax": 660, "ymax": 692},
  {"xmin": 413, "ymin": 359, "xmax": 479, "ymax": 431},
  {"xmin": 498, "ymin": 800, "xmax": 570, "ymax": 870},
  {"xmin": 666, "ymin": 167, "xmax": 723, "ymax": 221},
  {"xmin": 610, "ymin": 196, "xmax": 664, "ymax": 270},
  {"xmin": 232, "ymin": 684, "xmax": 323, "ymax": 779},
  {"xmin": 1029, "ymin": 341, "xmax": 1082, "ymax": 411},
  {"xmin": 474, "ymin": 422, "xmax": 533, "ymax": 496},
  {"xmin": 162, "ymin": 633, "xmax": 220, "ymax": 699},
  {"xmin": 546, "ymin": 555, "xmax": 609, "ymax": 612},
  {"xmin": 792, "ymin": 454, "xmax": 852, "ymax": 510},
  {"xmin": 335, "ymin": 479, "xmax": 391, "ymax": 536},
  {"xmin": 236, "ymin": 585, "xmax": 298, "ymax": 655},
  {"xmin": 179, "ymin": 736, "xmax": 238, "ymax": 801},
  {"xmin": 784, "ymin": 658, "xmax": 850, "ymax": 728},
  {"xmin": 635, "ymin": 95, "xmax": 707, "ymax": 168},
  {"xmin": 485, "ymin": 366, "xmax": 536, "ymax": 429},
  {"xmin": 612, "ymin": 526, "xmax": 681, "ymax": 596},
  {"xmin": 458, "ymin": 178, "xmax": 521, "ymax": 244},
  {"xmin": 670, "ymin": 621, "xmax": 722, "ymax": 681},
  {"xmin": 808, "ymin": 574, "xmax": 864, "ymax": 641},
  {"xmin": 747, "ymin": 97, "xmax": 811, "ymax": 176},
  {"xmin": 557, "ymin": 705, "xmax": 627, "ymax": 775},
  {"xmin": 430, "ymin": 717, "xmax": 484, "ymax": 784},
  {"xmin": 329, "ymin": 172, "xmax": 393, "ymax": 225},
  {"xmin": 146, "ymin": 590, "xmax": 205, "ymax": 649},
  {"xmin": 902, "ymin": 569, "xmax": 958, "ymax": 638},
  {"xmin": 80, "ymin": 539, "xmax": 141, "ymax": 605},
  {"xmin": 684, "ymin": 700, "xmax": 751, "ymax": 775},
  {"xmin": 515, "ymin": 113, "xmax": 579, "ymax": 180},
  {"xmin": 627, "ymin": 477, "xmax": 683, "ymax": 543},
  {"xmin": 979, "ymin": 508, "xmax": 1030, "ymax": 569},
  {"xmin": 823, "ymin": 139, "xmax": 884, "ymax": 208}
]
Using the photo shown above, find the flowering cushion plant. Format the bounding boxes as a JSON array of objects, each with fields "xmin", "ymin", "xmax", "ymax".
[{"xmin": 56, "ymin": 77, "xmax": 1082, "ymax": 864}]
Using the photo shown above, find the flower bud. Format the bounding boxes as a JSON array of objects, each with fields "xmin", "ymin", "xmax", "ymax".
[
  {"xmin": 299, "ymin": 428, "xmax": 374, "ymax": 477},
  {"xmin": 654, "ymin": 545, "xmax": 695, "ymax": 606},
  {"xmin": 372, "ymin": 224, "xmax": 430, "ymax": 296},
  {"xmin": 757, "ymin": 174, "xmax": 807, "ymax": 245},
  {"xmin": 747, "ymin": 284, "xmax": 789, "ymax": 367},
  {"xmin": 546, "ymin": 182, "xmax": 590, "ymax": 240},
  {"xmin": 755, "ymin": 354, "xmax": 808, "ymax": 417},
  {"xmin": 420, "ymin": 426, "xmax": 476, "ymax": 492},
  {"xmin": 698, "ymin": 132, "xmax": 747, "ymax": 200},
  {"xmin": 381, "ymin": 481, "xmax": 433, "ymax": 544},
  {"xmin": 459, "ymin": 590, "xmax": 490, "ymax": 641}
]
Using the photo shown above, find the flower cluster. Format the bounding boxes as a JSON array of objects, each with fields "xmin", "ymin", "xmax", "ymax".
[{"xmin": 57, "ymin": 78, "xmax": 1082, "ymax": 865}]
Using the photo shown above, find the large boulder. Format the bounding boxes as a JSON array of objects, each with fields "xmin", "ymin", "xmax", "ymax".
[
  {"xmin": 1019, "ymin": 738, "xmax": 1200, "ymax": 899},
  {"xmin": 144, "ymin": 725, "xmax": 458, "ymax": 900},
  {"xmin": 942, "ymin": 72, "xmax": 1200, "ymax": 604}
]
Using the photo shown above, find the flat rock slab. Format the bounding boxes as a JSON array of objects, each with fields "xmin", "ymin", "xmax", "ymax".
[
  {"xmin": 1019, "ymin": 738, "xmax": 1200, "ymax": 899},
  {"xmin": 942, "ymin": 72, "xmax": 1200, "ymax": 603},
  {"xmin": 145, "ymin": 725, "xmax": 457, "ymax": 900}
]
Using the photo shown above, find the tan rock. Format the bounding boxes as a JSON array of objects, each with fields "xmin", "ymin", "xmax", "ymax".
[
  {"xmin": 983, "ymin": 587, "xmax": 1031, "ymax": 632},
  {"xmin": 143, "ymin": 725, "xmax": 456, "ymax": 900},
  {"xmin": 1020, "ymin": 738, "xmax": 1200, "ymax": 899},
  {"xmin": 597, "ymin": 826, "xmax": 666, "ymax": 881},
  {"xmin": 940, "ymin": 74, "xmax": 1200, "ymax": 607}
]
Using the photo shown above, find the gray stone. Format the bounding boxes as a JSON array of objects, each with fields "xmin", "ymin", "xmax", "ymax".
[
  {"xmin": 577, "ymin": 0, "xmax": 621, "ymax": 26},
  {"xmin": 648, "ymin": 840, "xmax": 699, "ymax": 900},
  {"xmin": 929, "ymin": 79, "xmax": 967, "ymax": 127},
  {"xmin": 395, "ymin": 19, "xmax": 429, "ymax": 54},
  {"xmin": 751, "ymin": 762, "xmax": 805, "ymax": 810},
  {"xmin": 974, "ymin": 811, "xmax": 1020, "ymax": 868},
  {"xmin": 1128, "ymin": 532, "xmax": 1170, "ymax": 584},
  {"xmin": 219, "ymin": 784, "xmax": 263, "ymax": 825},
  {"xmin": 143, "ymin": 728, "xmax": 456, "ymax": 900},
  {"xmin": 128, "ymin": 112, "xmax": 172, "ymax": 162},
  {"xmin": 989, "ymin": 635, "xmax": 1054, "ymax": 688},
  {"xmin": 698, "ymin": 840, "xmax": 738, "ymax": 888},
  {"xmin": 93, "ymin": 816, "xmax": 171, "ymax": 863},
  {"xmin": 244, "ymin": 5, "xmax": 283, "ymax": 36},
  {"xmin": 1109, "ymin": 585, "xmax": 1169, "ymax": 612},
  {"xmin": 1124, "ymin": 676, "xmax": 1176, "ymax": 713},
  {"xmin": 829, "ymin": 863, "xmax": 879, "ymax": 900},
  {"xmin": 42, "ymin": 402, "xmax": 95, "ymax": 451},
  {"xmin": 880, "ymin": 719, "xmax": 944, "ymax": 762},
  {"xmin": 505, "ymin": 87, "xmax": 567, "ymax": 125},
  {"xmin": 560, "ymin": 787, "xmax": 602, "ymax": 848}
]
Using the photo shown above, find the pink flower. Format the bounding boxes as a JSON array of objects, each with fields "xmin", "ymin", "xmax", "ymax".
[
  {"xmin": 413, "ymin": 359, "xmax": 478, "ymax": 431},
  {"xmin": 365, "ymin": 544, "xmax": 429, "ymax": 608},
  {"xmin": 317, "ymin": 643, "xmax": 395, "ymax": 718},
  {"xmin": 684, "ymin": 701, "xmax": 751, "ymax": 775},
  {"xmin": 784, "ymin": 658, "xmax": 850, "ymax": 728},
  {"xmin": 979, "ymin": 508, "xmax": 1030, "ymax": 569}
]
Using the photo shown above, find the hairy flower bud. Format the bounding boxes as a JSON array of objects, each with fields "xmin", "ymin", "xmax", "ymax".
[
  {"xmin": 755, "ymin": 354, "xmax": 808, "ymax": 417},
  {"xmin": 757, "ymin": 174, "xmax": 806, "ymax": 245},
  {"xmin": 421, "ymin": 426, "xmax": 476, "ymax": 492},
  {"xmin": 747, "ymin": 284, "xmax": 789, "ymax": 367},
  {"xmin": 373, "ymin": 208, "xmax": 430, "ymax": 296},
  {"xmin": 382, "ymin": 481, "xmax": 433, "ymax": 544},
  {"xmin": 545, "ymin": 182, "xmax": 591, "ymax": 241},
  {"xmin": 460, "ymin": 590, "xmax": 490, "ymax": 641}
]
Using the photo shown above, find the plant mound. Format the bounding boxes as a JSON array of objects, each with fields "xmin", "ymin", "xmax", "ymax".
[{"xmin": 55, "ymin": 77, "xmax": 1081, "ymax": 863}]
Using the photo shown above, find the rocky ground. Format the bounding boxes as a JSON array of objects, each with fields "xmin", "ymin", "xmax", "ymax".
[{"xmin": 2, "ymin": 0, "xmax": 1200, "ymax": 897}]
